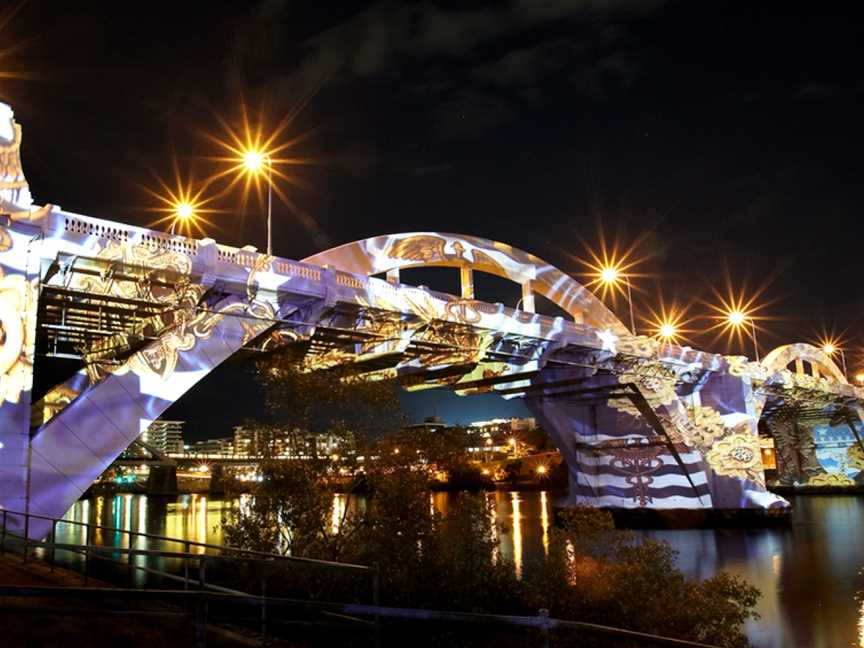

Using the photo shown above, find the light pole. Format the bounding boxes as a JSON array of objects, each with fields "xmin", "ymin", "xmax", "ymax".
[
  {"xmin": 822, "ymin": 343, "xmax": 848, "ymax": 381},
  {"xmin": 600, "ymin": 265, "xmax": 637, "ymax": 334},
  {"xmin": 657, "ymin": 321, "xmax": 677, "ymax": 345},
  {"xmin": 242, "ymin": 150, "xmax": 273, "ymax": 256},
  {"xmin": 170, "ymin": 202, "xmax": 195, "ymax": 235},
  {"xmin": 727, "ymin": 309, "xmax": 759, "ymax": 362}
]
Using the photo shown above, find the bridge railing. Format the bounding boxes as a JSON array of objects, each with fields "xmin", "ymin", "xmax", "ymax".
[
  {"xmin": 0, "ymin": 507, "xmax": 726, "ymax": 647},
  {"xmin": 0, "ymin": 507, "xmax": 378, "ymax": 608},
  {"xmin": 0, "ymin": 584, "xmax": 723, "ymax": 648}
]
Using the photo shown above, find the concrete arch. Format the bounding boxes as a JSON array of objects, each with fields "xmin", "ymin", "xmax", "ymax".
[
  {"xmin": 761, "ymin": 343, "xmax": 847, "ymax": 384},
  {"xmin": 303, "ymin": 232, "xmax": 629, "ymax": 335}
]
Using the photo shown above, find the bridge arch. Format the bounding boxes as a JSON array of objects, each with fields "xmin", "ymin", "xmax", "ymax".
[
  {"xmin": 303, "ymin": 232, "xmax": 629, "ymax": 335},
  {"xmin": 760, "ymin": 343, "xmax": 847, "ymax": 384}
]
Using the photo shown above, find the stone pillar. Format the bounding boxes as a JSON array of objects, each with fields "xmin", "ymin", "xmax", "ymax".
[
  {"xmin": 209, "ymin": 464, "xmax": 227, "ymax": 495},
  {"xmin": 147, "ymin": 464, "xmax": 178, "ymax": 496},
  {"xmin": 766, "ymin": 416, "xmax": 799, "ymax": 486}
]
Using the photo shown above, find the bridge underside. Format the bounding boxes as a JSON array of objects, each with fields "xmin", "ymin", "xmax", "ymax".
[
  {"xmin": 2, "ymin": 210, "xmax": 863, "ymax": 539},
  {"xmin": 1, "ymin": 100, "xmax": 862, "ymax": 538}
]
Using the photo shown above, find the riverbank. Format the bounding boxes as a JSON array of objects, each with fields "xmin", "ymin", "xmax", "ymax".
[{"xmin": 0, "ymin": 554, "xmax": 285, "ymax": 646}]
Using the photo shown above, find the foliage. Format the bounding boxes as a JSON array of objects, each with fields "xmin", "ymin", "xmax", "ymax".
[
  {"xmin": 254, "ymin": 348, "xmax": 405, "ymax": 450},
  {"xmin": 223, "ymin": 464, "xmax": 759, "ymax": 648},
  {"xmin": 222, "ymin": 354, "xmax": 761, "ymax": 647}
]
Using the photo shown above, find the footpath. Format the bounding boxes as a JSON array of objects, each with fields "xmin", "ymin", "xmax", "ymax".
[{"xmin": 0, "ymin": 554, "xmax": 292, "ymax": 647}]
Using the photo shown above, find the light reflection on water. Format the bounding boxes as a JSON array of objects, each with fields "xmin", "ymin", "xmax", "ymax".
[{"xmin": 57, "ymin": 493, "xmax": 864, "ymax": 647}]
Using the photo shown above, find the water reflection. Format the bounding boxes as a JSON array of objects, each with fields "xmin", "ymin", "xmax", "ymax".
[
  {"xmin": 56, "ymin": 493, "xmax": 864, "ymax": 647},
  {"xmin": 510, "ymin": 492, "xmax": 523, "ymax": 580},
  {"xmin": 540, "ymin": 491, "xmax": 550, "ymax": 557},
  {"xmin": 859, "ymin": 600, "xmax": 864, "ymax": 648}
]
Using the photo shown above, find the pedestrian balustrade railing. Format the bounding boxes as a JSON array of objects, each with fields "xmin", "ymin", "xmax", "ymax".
[
  {"xmin": 0, "ymin": 507, "xmax": 721, "ymax": 648},
  {"xmin": 0, "ymin": 507, "xmax": 378, "ymax": 603}
]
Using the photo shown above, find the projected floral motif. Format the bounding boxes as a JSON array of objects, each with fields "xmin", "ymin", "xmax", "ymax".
[
  {"xmin": 705, "ymin": 428, "xmax": 764, "ymax": 485},
  {"xmin": 806, "ymin": 473, "xmax": 854, "ymax": 487},
  {"xmin": 0, "ymin": 270, "xmax": 36, "ymax": 405}
]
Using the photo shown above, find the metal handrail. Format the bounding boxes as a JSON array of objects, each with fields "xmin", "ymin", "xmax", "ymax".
[
  {"xmin": 1, "ymin": 504, "xmax": 382, "ymax": 635},
  {"xmin": 0, "ymin": 506, "xmax": 371, "ymax": 570},
  {"xmin": 0, "ymin": 585, "xmax": 723, "ymax": 648}
]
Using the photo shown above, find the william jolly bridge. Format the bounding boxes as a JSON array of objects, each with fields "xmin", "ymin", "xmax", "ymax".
[{"xmin": 1, "ymin": 103, "xmax": 863, "ymax": 539}]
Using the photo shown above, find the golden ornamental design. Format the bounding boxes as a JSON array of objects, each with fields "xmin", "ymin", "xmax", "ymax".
[
  {"xmin": 0, "ymin": 270, "xmax": 37, "ymax": 406},
  {"xmin": 704, "ymin": 427, "xmax": 764, "ymax": 486}
]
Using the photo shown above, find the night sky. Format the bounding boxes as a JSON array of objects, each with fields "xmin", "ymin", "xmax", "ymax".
[{"xmin": 4, "ymin": 1, "xmax": 863, "ymax": 440}]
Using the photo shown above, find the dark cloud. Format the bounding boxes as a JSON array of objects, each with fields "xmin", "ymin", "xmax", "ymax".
[
  {"xmin": 431, "ymin": 88, "xmax": 517, "ymax": 139},
  {"xmin": 286, "ymin": 0, "xmax": 665, "ymax": 85}
]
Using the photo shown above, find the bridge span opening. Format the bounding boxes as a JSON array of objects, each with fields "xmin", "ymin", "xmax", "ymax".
[{"xmin": 1, "ymin": 103, "xmax": 862, "ymax": 538}]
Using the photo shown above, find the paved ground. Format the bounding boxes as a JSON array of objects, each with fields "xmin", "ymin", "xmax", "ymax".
[{"xmin": 0, "ymin": 553, "xmax": 277, "ymax": 647}]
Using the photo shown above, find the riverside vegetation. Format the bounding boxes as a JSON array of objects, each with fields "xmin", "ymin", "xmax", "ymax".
[{"xmin": 220, "ymin": 349, "xmax": 760, "ymax": 647}]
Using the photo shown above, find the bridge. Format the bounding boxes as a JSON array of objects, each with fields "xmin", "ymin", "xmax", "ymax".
[{"xmin": 2, "ymin": 103, "xmax": 863, "ymax": 538}]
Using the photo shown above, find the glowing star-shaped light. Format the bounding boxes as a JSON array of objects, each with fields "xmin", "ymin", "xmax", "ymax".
[{"xmin": 596, "ymin": 329, "xmax": 619, "ymax": 354}]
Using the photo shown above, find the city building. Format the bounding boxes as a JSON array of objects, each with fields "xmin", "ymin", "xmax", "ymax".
[
  {"xmin": 465, "ymin": 417, "xmax": 538, "ymax": 456},
  {"xmin": 232, "ymin": 425, "xmax": 347, "ymax": 459},
  {"xmin": 138, "ymin": 420, "xmax": 184, "ymax": 455},
  {"xmin": 186, "ymin": 437, "xmax": 234, "ymax": 457},
  {"xmin": 403, "ymin": 416, "xmax": 451, "ymax": 434}
]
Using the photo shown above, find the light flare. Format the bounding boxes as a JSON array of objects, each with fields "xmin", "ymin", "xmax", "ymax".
[
  {"xmin": 643, "ymin": 298, "xmax": 696, "ymax": 346},
  {"xmin": 141, "ymin": 160, "xmax": 219, "ymax": 237},
  {"xmin": 703, "ymin": 275, "xmax": 775, "ymax": 355},
  {"xmin": 201, "ymin": 100, "xmax": 322, "ymax": 240}
]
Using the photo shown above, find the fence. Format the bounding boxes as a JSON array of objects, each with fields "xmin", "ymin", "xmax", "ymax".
[{"xmin": 0, "ymin": 507, "xmax": 721, "ymax": 648}]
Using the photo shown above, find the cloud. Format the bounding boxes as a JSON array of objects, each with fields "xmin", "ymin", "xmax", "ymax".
[
  {"xmin": 291, "ymin": 0, "xmax": 665, "ymax": 84},
  {"xmin": 431, "ymin": 88, "xmax": 517, "ymax": 139}
]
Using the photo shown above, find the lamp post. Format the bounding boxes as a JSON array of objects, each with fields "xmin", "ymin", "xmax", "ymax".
[
  {"xmin": 170, "ymin": 202, "xmax": 195, "ymax": 235},
  {"xmin": 727, "ymin": 309, "xmax": 759, "ymax": 362},
  {"xmin": 822, "ymin": 343, "xmax": 848, "ymax": 380},
  {"xmin": 657, "ymin": 321, "xmax": 677, "ymax": 345},
  {"xmin": 242, "ymin": 150, "xmax": 273, "ymax": 256},
  {"xmin": 600, "ymin": 265, "xmax": 637, "ymax": 334}
]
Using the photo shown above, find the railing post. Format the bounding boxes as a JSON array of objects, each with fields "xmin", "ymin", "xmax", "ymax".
[
  {"xmin": 22, "ymin": 510, "xmax": 29, "ymax": 563},
  {"xmin": 50, "ymin": 519, "xmax": 57, "ymax": 572},
  {"xmin": 84, "ymin": 523, "xmax": 92, "ymax": 585},
  {"xmin": 184, "ymin": 541, "xmax": 190, "ymax": 590},
  {"xmin": 127, "ymin": 530, "xmax": 134, "ymax": 587},
  {"xmin": 373, "ymin": 562, "xmax": 382, "ymax": 648},
  {"xmin": 198, "ymin": 556, "xmax": 207, "ymax": 590},
  {"xmin": 538, "ymin": 608, "xmax": 550, "ymax": 648},
  {"xmin": 260, "ymin": 564, "xmax": 268, "ymax": 640},
  {"xmin": 1, "ymin": 509, "xmax": 7, "ymax": 555},
  {"xmin": 193, "ymin": 593, "xmax": 208, "ymax": 648}
]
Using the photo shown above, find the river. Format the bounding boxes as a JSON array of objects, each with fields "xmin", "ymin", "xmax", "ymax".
[{"xmin": 55, "ymin": 492, "xmax": 864, "ymax": 648}]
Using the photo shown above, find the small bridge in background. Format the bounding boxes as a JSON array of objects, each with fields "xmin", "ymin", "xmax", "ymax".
[{"xmin": 1, "ymin": 104, "xmax": 862, "ymax": 539}]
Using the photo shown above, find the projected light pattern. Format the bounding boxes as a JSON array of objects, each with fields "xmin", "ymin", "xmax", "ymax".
[{"xmin": 2, "ymin": 102, "xmax": 864, "ymax": 540}]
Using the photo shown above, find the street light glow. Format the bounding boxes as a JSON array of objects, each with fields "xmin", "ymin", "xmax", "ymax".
[
  {"xmin": 727, "ymin": 310, "xmax": 746, "ymax": 327},
  {"xmin": 142, "ymin": 161, "xmax": 216, "ymax": 237},
  {"xmin": 659, "ymin": 322, "xmax": 677, "ymax": 340},
  {"xmin": 243, "ymin": 149, "xmax": 266, "ymax": 172},
  {"xmin": 856, "ymin": 373, "xmax": 864, "ymax": 385},
  {"xmin": 600, "ymin": 265, "xmax": 620, "ymax": 284},
  {"xmin": 175, "ymin": 202, "xmax": 194, "ymax": 220},
  {"xmin": 823, "ymin": 342, "xmax": 836, "ymax": 355}
]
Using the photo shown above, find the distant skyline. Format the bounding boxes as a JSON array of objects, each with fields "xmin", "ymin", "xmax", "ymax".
[{"xmin": 5, "ymin": 2, "xmax": 862, "ymax": 439}]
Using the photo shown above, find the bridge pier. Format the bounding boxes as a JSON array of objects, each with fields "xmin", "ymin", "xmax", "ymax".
[
  {"xmin": 524, "ymin": 356, "xmax": 788, "ymax": 512},
  {"xmin": 146, "ymin": 465, "xmax": 178, "ymax": 496},
  {"xmin": 209, "ymin": 464, "xmax": 227, "ymax": 496}
]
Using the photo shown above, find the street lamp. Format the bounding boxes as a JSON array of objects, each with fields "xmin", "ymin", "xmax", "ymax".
[
  {"xmin": 658, "ymin": 321, "xmax": 677, "ymax": 343},
  {"xmin": 821, "ymin": 342, "xmax": 848, "ymax": 380},
  {"xmin": 855, "ymin": 373, "xmax": 864, "ymax": 386},
  {"xmin": 599, "ymin": 264, "xmax": 637, "ymax": 334},
  {"xmin": 171, "ymin": 201, "xmax": 195, "ymax": 234},
  {"xmin": 242, "ymin": 149, "xmax": 273, "ymax": 255},
  {"xmin": 726, "ymin": 309, "xmax": 760, "ymax": 361}
]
